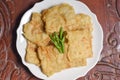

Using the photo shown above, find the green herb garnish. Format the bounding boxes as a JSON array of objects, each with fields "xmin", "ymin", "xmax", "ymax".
[{"xmin": 49, "ymin": 27, "xmax": 65, "ymax": 53}]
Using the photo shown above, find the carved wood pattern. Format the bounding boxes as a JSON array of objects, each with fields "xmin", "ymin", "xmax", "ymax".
[{"xmin": 0, "ymin": 0, "xmax": 120, "ymax": 80}]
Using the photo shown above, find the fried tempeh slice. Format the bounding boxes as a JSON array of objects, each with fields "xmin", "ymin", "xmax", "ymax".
[
  {"xmin": 75, "ymin": 13, "xmax": 93, "ymax": 31},
  {"xmin": 42, "ymin": 3, "xmax": 76, "ymax": 33},
  {"xmin": 25, "ymin": 41, "xmax": 40, "ymax": 66},
  {"xmin": 57, "ymin": 3, "xmax": 76, "ymax": 29},
  {"xmin": 23, "ymin": 13, "xmax": 50, "ymax": 46},
  {"xmin": 37, "ymin": 44, "xmax": 70, "ymax": 76},
  {"xmin": 42, "ymin": 5, "xmax": 65, "ymax": 34},
  {"xmin": 68, "ymin": 58, "xmax": 87, "ymax": 67},
  {"xmin": 66, "ymin": 29, "xmax": 93, "ymax": 62}
]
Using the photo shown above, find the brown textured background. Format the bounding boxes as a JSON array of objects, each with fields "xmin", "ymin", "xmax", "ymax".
[{"xmin": 0, "ymin": 0, "xmax": 120, "ymax": 80}]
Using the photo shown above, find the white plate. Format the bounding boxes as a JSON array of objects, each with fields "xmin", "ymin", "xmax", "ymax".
[{"xmin": 16, "ymin": 0, "xmax": 103, "ymax": 80}]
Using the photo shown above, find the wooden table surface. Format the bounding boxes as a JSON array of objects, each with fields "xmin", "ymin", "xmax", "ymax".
[{"xmin": 0, "ymin": 0, "xmax": 120, "ymax": 80}]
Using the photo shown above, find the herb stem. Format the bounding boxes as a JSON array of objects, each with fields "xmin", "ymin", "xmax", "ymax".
[{"xmin": 49, "ymin": 27, "xmax": 65, "ymax": 53}]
